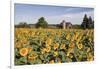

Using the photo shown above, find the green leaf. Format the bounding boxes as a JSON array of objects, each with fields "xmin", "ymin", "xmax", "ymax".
[
  {"xmin": 59, "ymin": 51, "xmax": 66, "ymax": 62},
  {"xmin": 40, "ymin": 55, "xmax": 44, "ymax": 60},
  {"xmin": 66, "ymin": 57, "xmax": 72, "ymax": 62},
  {"xmin": 19, "ymin": 57, "xmax": 27, "ymax": 63},
  {"xmin": 62, "ymin": 55, "xmax": 66, "ymax": 62},
  {"xmin": 34, "ymin": 58, "xmax": 42, "ymax": 64}
]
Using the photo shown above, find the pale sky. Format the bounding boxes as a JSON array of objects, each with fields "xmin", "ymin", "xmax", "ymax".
[{"xmin": 14, "ymin": 3, "xmax": 94, "ymax": 25}]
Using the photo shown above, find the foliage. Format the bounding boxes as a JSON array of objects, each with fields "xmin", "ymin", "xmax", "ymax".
[
  {"xmin": 15, "ymin": 22, "xmax": 30, "ymax": 28},
  {"xmin": 81, "ymin": 14, "xmax": 94, "ymax": 29},
  {"xmin": 72, "ymin": 25, "xmax": 82, "ymax": 29},
  {"xmin": 15, "ymin": 28, "xmax": 94, "ymax": 65},
  {"xmin": 36, "ymin": 17, "xmax": 48, "ymax": 28}
]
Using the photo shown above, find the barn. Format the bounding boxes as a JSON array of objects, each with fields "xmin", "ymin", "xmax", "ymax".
[{"xmin": 60, "ymin": 20, "xmax": 72, "ymax": 29}]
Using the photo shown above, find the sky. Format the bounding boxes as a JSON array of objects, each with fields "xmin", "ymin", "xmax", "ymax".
[{"xmin": 14, "ymin": 3, "xmax": 94, "ymax": 25}]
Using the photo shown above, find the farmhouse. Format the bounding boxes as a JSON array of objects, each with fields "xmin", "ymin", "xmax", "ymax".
[{"xmin": 60, "ymin": 20, "xmax": 72, "ymax": 29}]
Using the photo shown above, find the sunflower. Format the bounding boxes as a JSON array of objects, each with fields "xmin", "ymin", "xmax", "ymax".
[
  {"xmin": 74, "ymin": 32, "xmax": 79, "ymax": 40},
  {"xmin": 69, "ymin": 43, "xmax": 74, "ymax": 48},
  {"xmin": 15, "ymin": 42, "xmax": 21, "ymax": 48},
  {"xmin": 28, "ymin": 51, "xmax": 38, "ymax": 60},
  {"xmin": 41, "ymin": 48, "xmax": 46, "ymax": 54},
  {"xmin": 60, "ymin": 44, "xmax": 65, "ymax": 49},
  {"xmin": 28, "ymin": 47, "xmax": 33, "ymax": 53},
  {"xmin": 87, "ymin": 48, "xmax": 91, "ymax": 52},
  {"xmin": 53, "ymin": 43, "xmax": 59, "ymax": 50},
  {"xmin": 66, "ymin": 34, "xmax": 70, "ymax": 40},
  {"xmin": 19, "ymin": 48, "xmax": 28, "ymax": 57},
  {"xmin": 87, "ymin": 53, "xmax": 94, "ymax": 61},
  {"xmin": 45, "ymin": 46, "xmax": 51, "ymax": 53},
  {"xmin": 45, "ymin": 38, "xmax": 52, "ymax": 46},
  {"xmin": 77, "ymin": 43, "xmax": 83, "ymax": 49},
  {"xmin": 58, "ymin": 60, "xmax": 61, "ymax": 63},
  {"xmin": 49, "ymin": 60, "xmax": 54, "ymax": 64},
  {"xmin": 66, "ymin": 52, "xmax": 70, "ymax": 56},
  {"xmin": 69, "ymin": 54, "xmax": 73, "ymax": 58},
  {"xmin": 54, "ymin": 51, "xmax": 58, "ymax": 57},
  {"xmin": 66, "ymin": 48, "xmax": 73, "ymax": 56}
]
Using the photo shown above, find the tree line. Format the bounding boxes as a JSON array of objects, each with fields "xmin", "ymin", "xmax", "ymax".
[{"xmin": 15, "ymin": 14, "xmax": 94, "ymax": 29}]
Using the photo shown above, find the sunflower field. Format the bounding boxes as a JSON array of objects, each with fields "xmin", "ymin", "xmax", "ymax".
[{"xmin": 15, "ymin": 28, "xmax": 94, "ymax": 65}]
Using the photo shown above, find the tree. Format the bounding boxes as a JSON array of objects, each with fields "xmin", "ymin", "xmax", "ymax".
[
  {"xmin": 92, "ymin": 20, "xmax": 94, "ymax": 28},
  {"xmin": 81, "ymin": 14, "xmax": 94, "ymax": 29},
  {"xmin": 36, "ymin": 17, "xmax": 48, "ymax": 28},
  {"xmin": 19, "ymin": 22, "xmax": 29, "ymax": 28},
  {"xmin": 88, "ymin": 16, "xmax": 94, "ymax": 28},
  {"xmin": 88, "ymin": 16, "xmax": 92, "ymax": 24},
  {"xmin": 72, "ymin": 24, "xmax": 81, "ymax": 29},
  {"xmin": 81, "ymin": 14, "xmax": 89, "ymax": 29}
]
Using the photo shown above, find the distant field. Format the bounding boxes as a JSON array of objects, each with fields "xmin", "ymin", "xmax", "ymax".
[{"xmin": 14, "ymin": 28, "xmax": 94, "ymax": 65}]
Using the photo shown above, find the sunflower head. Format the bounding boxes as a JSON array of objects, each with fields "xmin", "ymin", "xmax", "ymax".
[
  {"xmin": 87, "ymin": 48, "xmax": 91, "ymax": 52},
  {"xmin": 41, "ymin": 48, "xmax": 46, "ymax": 54},
  {"xmin": 49, "ymin": 60, "xmax": 54, "ymax": 64},
  {"xmin": 28, "ymin": 51, "xmax": 38, "ymax": 60},
  {"xmin": 19, "ymin": 48, "xmax": 28, "ymax": 57},
  {"xmin": 69, "ymin": 43, "xmax": 74, "ymax": 48},
  {"xmin": 45, "ymin": 38, "xmax": 52, "ymax": 46},
  {"xmin": 77, "ymin": 43, "xmax": 83, "ymax": 49},
  {"xmin": 45, "ymin": 46, "xmax": 51, "ymax": 53},
  {"xmin": 54, "ymin": 43, "xmax": 59, "ymax": 50},
  {"xmin": 54, "ymin": 51, "xmax": 58, "ymax": 57},
  {"xmin": 28, "ymin": 47, "xmax": 33, "ymax": 53},
  {"xmin": 87, "ymin": 53, "xmax": 94, "ymax": 61},
  {"xmin": 60, "ymin": 44, "xmax": 66, "ymax": 49}
]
